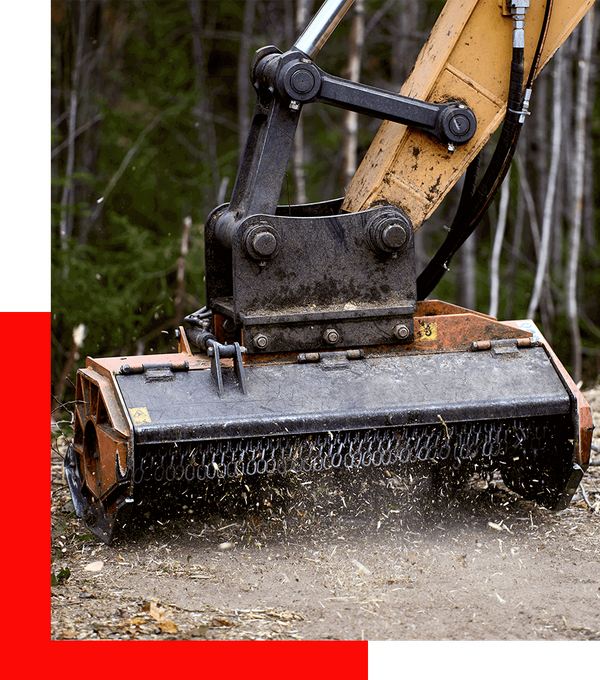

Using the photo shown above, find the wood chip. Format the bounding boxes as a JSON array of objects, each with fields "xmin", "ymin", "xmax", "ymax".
[
  {"xmin": 351, "ymin": 559, "xmax": 372, "ymax": 575},
  {"xmin": 84, "ymin": 560, "xmax": 104, "ymax": 572}
]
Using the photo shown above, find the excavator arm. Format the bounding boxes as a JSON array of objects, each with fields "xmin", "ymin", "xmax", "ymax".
[
  {"xmin": 345, "ymin": 0, "xmax": 593, "ymax": 223},
  {"xmin": 344, "ymin": 0, "xmax": 595, "ymax": 297}
]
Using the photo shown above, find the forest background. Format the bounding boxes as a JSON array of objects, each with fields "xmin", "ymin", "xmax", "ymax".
[{"xmin": 51, "ymin": 0, "xmax": 600, "ymax": 412}]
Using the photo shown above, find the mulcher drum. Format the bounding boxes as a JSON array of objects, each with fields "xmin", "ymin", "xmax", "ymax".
[{"xmin": 121, "ymin": 344, "xmax": 575, "ymax": 513}]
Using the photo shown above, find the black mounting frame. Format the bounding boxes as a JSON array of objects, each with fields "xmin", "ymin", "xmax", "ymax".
[{"xmin": 201, "ymin": 25, "xmax": 477, "ymax": 356}]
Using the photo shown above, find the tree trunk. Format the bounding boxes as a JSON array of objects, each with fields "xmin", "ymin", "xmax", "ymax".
[
  {"xmin": 504, "ymin": 181, "xmax": 525, "ymax": 318},
  {"xmin": 174, "ymin": 216, "xmax": 192, "ymax": 326},
  {"xmin": 457, "ymin": 233, "xmax": 476, "ymax": 310},
  {"xmin": 391, "ymin": 0, "xmax": 420, "ymax": 90},
  {"xmin": 237, "ymin": 0, "xmax": 256, "ymax": 163},
  {"xmin": 489, "ymin": 166, "xmax": 510, "ymax": 318},
  {"xmin": 59, "ymin": 1, "xmax": 87, "ymax": 247},
  {"xmin": 515, "ymin": 152, "xmax": 540, "ymax": 256},
  {"xmin": 189, "ymin": 0, "xmax": 220, "ymax": 208},
  {"xmin": 527, "ymin": 52, "xmax": 564, "ymax": 320},
  {"xmin": 566, "ymin": 7, "xmax": 595, "ymax": 382},
  {"xmin": 341, "ymin": 0, "xmax": 365, "ymax": 191}
]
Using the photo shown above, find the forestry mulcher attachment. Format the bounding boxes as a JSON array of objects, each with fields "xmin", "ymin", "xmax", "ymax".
[{"xmin": 65, "ymin": 0, "xmax": 594, "ymax": 542}]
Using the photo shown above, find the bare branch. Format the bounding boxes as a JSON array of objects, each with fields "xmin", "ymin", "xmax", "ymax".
[
  {"xmin": 51, "ymin": 114, "xmax": 104, "ymax": 160},
  {"xmin": 86, "ymin": 112, "xmax": 163, "ymax": 229}
]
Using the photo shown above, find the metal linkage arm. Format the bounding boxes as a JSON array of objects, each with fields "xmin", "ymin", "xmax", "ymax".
[
  {"xmin": 288, "ymin": 0, "xmax": 476, "ymax": 147},
  {"xmin": 215, "ymin": 42, "xmax": 477, "ymax": 244},
  {"xmin": 274, "ymin": 50, "xmax": 477, "ymax": 149}
]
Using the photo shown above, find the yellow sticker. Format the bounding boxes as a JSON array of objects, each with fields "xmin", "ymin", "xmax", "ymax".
[
  {"xmin": 129, "ymin": 406, "xmax": 151, "ymax": 425},
  {"xmin": 417, "ymin": 320, "xmax": 437, "ymax": 341}
]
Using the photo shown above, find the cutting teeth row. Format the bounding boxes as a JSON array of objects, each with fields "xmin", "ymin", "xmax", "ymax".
[{"xmin": 133, "ymin": 416, "xmax": 568, "ymax": 487}]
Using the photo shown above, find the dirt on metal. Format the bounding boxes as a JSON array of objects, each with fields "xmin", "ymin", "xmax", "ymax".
[{"xmin": 51, "ymin": 385, "xmax": 600, "ymax": 641}]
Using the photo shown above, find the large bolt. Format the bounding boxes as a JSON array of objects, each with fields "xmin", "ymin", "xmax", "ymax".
[
  {"xmin": 367, "ymin": 208, "xmax": 412, "ymax": 255},
  {"xmin": 393, "ymin": 323, "xmax": 410, "ymax": 341},
  {"xmin": 448, "ymin": 112, "xmax": 472, "ymax": 137},
  {"xmin": 244, "ymin": 224, "xmax": 279, "ymax": 261},
  {"xmin": 253, "ymin": 333, "xmax": 269, "ymax": 350},
  {"xmin": 323, "ymin": 328, "xmax": 340, "ymax": 345},
  {"xmin": 381, "ymin": 223, "xmax": 408, "ymax": 250},
  {"xmin": 251, "ymin": 230, "xmax": 277, "ymax": 257}
]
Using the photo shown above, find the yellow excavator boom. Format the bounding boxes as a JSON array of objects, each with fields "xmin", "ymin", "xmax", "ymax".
[{"xmin": 343, "ymin": 0, "xmax": 595, "ymax": 228}]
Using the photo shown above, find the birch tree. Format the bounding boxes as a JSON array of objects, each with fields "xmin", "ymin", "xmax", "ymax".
[
  {"xmin": 489, "ymin": 166, "xmax": 511, "ymax": 318},
  {"xmin": 566, "ymin": 7, "xmax": 595, "ymax": 382},
  {"xmin": 527, "ymin": 51, "xmax": 564, "ymax": 320},
  {"xmin": 189, "ymin": 0, "xmax": 220, "ymax": 208},
  {"xmin": 237, "ymin": 0, "xmax": 257, "ymax": 162},
  {"xmin": 59, "ymin": 1, "xmax": 87, "ymax": 248},
  {"xmin": 341, "ymin": 0, "xmax": 365, "ymax": 190}
]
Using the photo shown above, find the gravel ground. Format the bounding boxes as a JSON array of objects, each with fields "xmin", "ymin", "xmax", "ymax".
[{"xmin": 51, "ymin": 386, "xmax": 600, "ymax": 641}]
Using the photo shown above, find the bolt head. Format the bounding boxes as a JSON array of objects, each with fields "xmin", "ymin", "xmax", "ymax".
[
  {"xmin": 393, "ymin": 323, "xmax": 410, "ymax": 341},
  {"xmin": 439, "ymin": 104, "xmax": 476, "ymax": 145},
  {"xmin": 367, "ymin": 208, "xmax": 412, "ymax": 255},
  {"xmin": 323, "ymin": 328, "xmax": 340, "ymax": 345},
  {"xmin": 252, "ymin": 231, "xmax": 277, "ymax": 257},
  {"xmin": 244, "ymin": 224, "xmax": 279, "ymax": 260},
  {"xmin": 253, "ymin": 334, "xmax": 269, "ymax": 349},
  {"xmin": 381, "ymin": 223, "xmax": 408, "ymax": 249}
]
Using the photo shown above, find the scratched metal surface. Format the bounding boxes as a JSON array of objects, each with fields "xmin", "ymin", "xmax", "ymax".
[{"xmin": 115, "ymin": 345, "xmax": 570, "ymax": 444}]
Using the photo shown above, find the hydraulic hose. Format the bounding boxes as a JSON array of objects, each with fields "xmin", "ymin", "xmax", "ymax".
[{"xmin": 416, "ymin": 0, "xmax": 553, "ymax": 300}]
